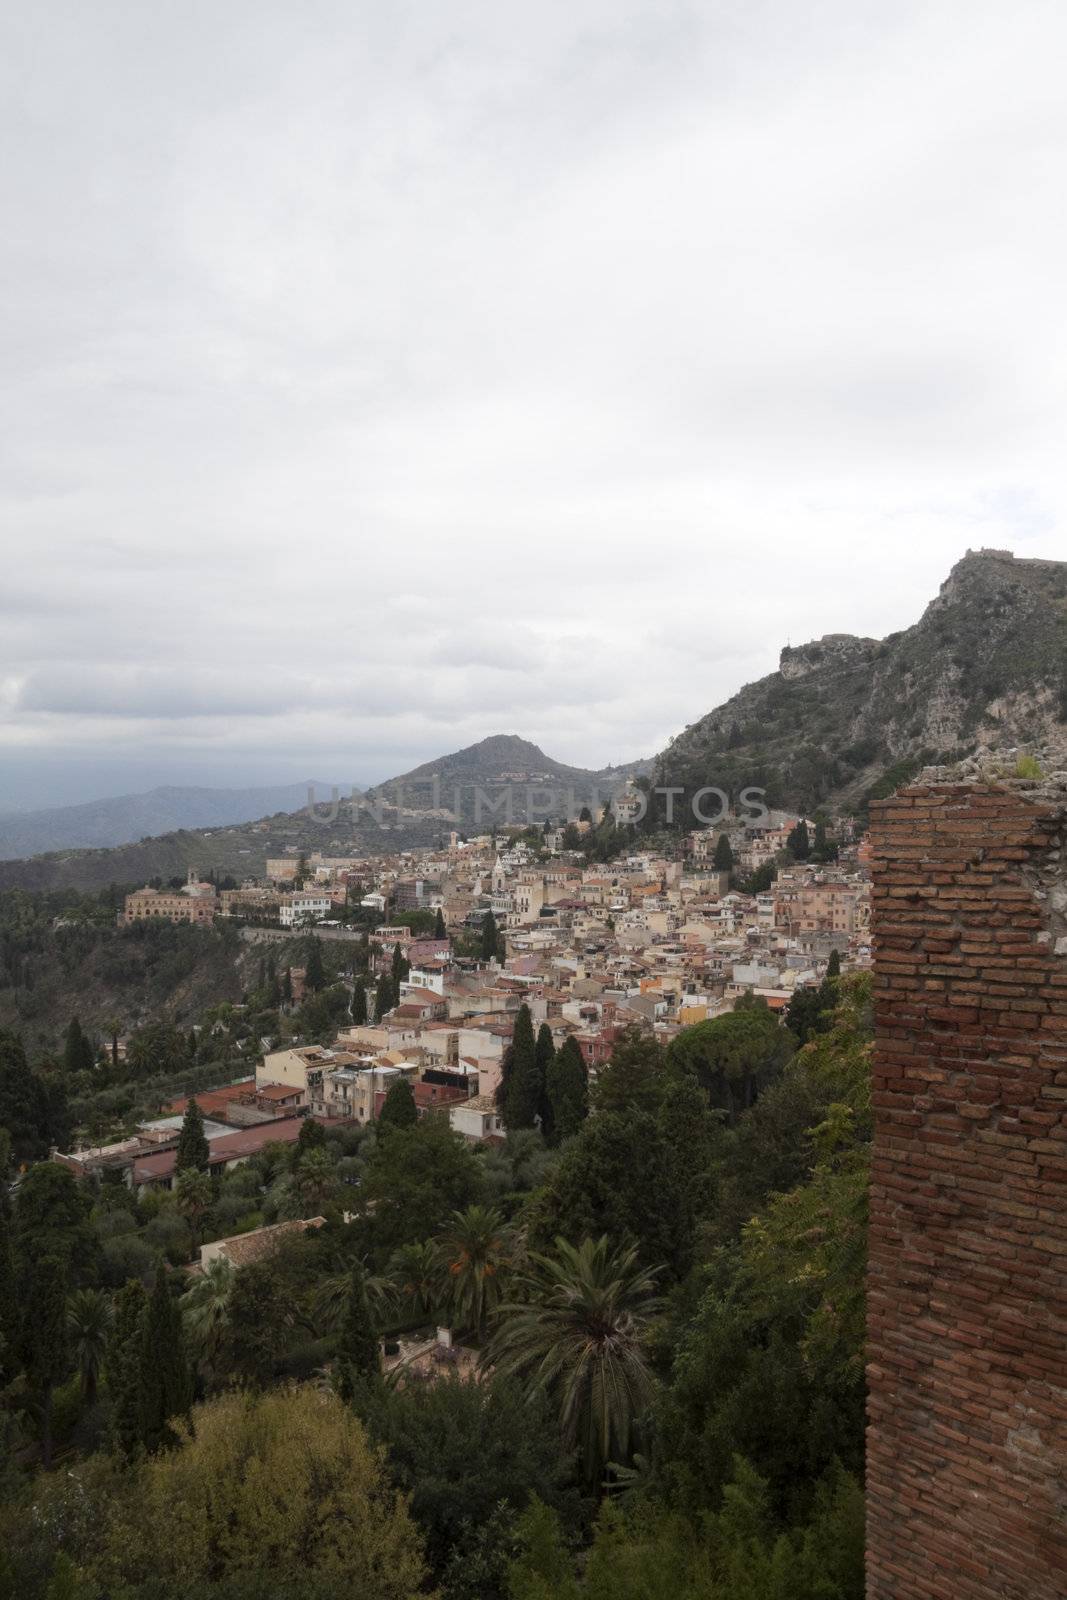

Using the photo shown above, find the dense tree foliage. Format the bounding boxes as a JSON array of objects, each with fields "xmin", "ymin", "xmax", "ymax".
[
  {"xmin": 356, "ymin": 1373, "xmax": 572, "ymax": 1598},
  {"xmin": 0, "ymin": 947, "xmax": 872, "ymax": 1600},
  {"xmin": 355, "ymin": 1114, "xmax": 484, "ymax": 1266},
  {"xmin": 88, "ymin": 1388, "xmax": 429, "ymax": 1599}
]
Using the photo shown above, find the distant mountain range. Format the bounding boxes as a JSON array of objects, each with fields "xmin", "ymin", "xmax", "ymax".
[
  {"xmin": 0, "ymin": 740, "xmax": 649, "ymax": 891},
  {"xmin": 0, "ymin": 782, "xmax": 338, "ymax": 862},
  {"xmin": 1, "ymin": 548, "xmax": 1064, "ymax": 892}
]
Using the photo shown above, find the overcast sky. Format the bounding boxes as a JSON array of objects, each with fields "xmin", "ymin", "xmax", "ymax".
[{"xmin": 2, "ymin": 0, "xmax": 1066, "ymax": 809}]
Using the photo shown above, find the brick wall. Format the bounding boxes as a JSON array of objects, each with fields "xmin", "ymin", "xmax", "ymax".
[{"xmin": 867, "ymin": 780, "xmax": 1067, "ymax": 1599}]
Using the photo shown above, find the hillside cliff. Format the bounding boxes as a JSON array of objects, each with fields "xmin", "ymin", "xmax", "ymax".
[{"xmin": 654, "ymin": 549, "xmax": 1067, "ymax": 813}]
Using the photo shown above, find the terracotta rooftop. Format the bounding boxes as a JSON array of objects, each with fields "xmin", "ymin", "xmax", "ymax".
[
  {"xmin": 163, "ymin": 1078, "xmax": 256, "ymax": 1117},
  {"xmin": 133, "ymin": 1115, "xmax": 309, "ymax": 1183},
  {"xmin": 203, "ymin": 1217, "xmax": 326, "ymax": 1270}
]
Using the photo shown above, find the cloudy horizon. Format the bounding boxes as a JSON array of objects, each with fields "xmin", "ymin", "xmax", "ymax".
[{"xmin": 3, "ymin": 1, "xmax": 1066, "ymax": 812}]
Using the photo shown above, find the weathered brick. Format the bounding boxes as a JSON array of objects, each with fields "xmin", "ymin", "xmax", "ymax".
[{"xmin": 868, "ymin": 780, "xmax": 1067, "ymax": 1600}]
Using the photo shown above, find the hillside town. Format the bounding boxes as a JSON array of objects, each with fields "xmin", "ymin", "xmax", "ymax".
[{"xmin": 64, "ymin": 806, "xmax": 875, "ymax": 1190}]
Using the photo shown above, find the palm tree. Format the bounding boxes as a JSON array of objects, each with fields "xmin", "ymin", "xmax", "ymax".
[
  {"xmin": 310, "ymin": 1261, "xmax": 391, "ymax": 1336},
  {"xmin": 102, "ymin": 1014, "xmax": 123, "ymax": 1072},
  {"xmin": 175, "ymin": 1167, "xmax": 214, "ymax": 1256},
  {"xmin": 484, "ymin": 1234, "xmax": 663, "ymax": 1489},
  {"xmin": 292, "ymin": 1149, "xmax": 338, "ymax": 1214},
  {"xmin": 388, "ymin": 1240, "xmax": 442, "ymax": 1322},
  {"xmin": 180, "ymin": 1256, "xmax": 234, "ymax": 1363},
  {"xmin": 437, "ymin": 1205, "xmax": 510, "ymax": 1341},
  {"xmin": 67, "ymin": 1288, "xmax": 112, "ymax": 1407}
]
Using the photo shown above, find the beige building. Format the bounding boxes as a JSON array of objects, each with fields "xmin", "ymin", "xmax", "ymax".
[
  {"xmin": 124, "ymin": 880, "xmax": 217, "ymax": 925},
  {"xmin": 257, "ymin": 1044, "xmax": 358, "ymax": 1097}
]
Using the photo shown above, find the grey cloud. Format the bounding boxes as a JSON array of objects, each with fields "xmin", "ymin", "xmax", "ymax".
[{"xmin": 2, "ymin": 1, "xmax": 1066, "ymax": 801}]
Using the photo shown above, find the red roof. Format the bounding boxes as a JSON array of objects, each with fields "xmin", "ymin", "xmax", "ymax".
[
  {"xmin": 163, "ymin": 1079, "xmax": 256, "ymax": 1117},
  {"xmin": 133, "ymin": 1116, "xmax": 308, "ymax": 1183}
]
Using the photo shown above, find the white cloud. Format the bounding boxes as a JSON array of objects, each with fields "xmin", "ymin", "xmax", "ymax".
[{"xmin": 1, "ymin": 0, "xmax": 1066, "ymax": 807}]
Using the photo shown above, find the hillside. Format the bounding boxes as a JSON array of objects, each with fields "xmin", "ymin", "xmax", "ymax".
[
  {"xmin": 0, "ymin": 909, "xmax": 250, "ymax": 1057},
  {"xmin": 2, "ymin": 550, "xmax": 1063, "ymax": 891},
  {"xmin": 0, "ymin": 736, "xmax": 649, "ymax": 891},
  {"xmin": 654, "ymin": 548, "xmax": 1067, "ymax": 815},
  {"xmin": 369, "ymin": 734, "xmax": 650, "ymax": 817}
]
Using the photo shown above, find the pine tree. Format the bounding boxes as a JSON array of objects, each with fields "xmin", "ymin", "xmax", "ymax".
[
  {"xmin": 501, "ymin": 1004, "xmax": 541, "ymax": 1131},
  {"xmin": 108, "ymin": 1279, "xmax": 148, "ymax": 1461},
  {"xmin": 378, "ymin": 1076, "xmax": 418, "ymax": 1131},
  {"xmin": 480, "ymin": 910, "xmax": 498, "ymax": 962},
  {"xmin": 713, "ymin": 833, "xmax": 734, "ymax": 872},
  {"xmin": 175, "ymin": 1098, "xmax": 210, "ymax": 1174},
  {"xmin": 534, "ymin": 1023, "xmax": 557, "ymax": 1143},
  {"xmin": 351, "ymin": 982, "xmax": 368, "ymax": 1025},
  {"xmin": 28, "ymin": 1254, "xmax": 67, "ymax": 1469},
  {"xmin": 545, "ymin": 1037, "xmax": 589, "ymax": 1144},
  {"xmin": 335, "ymin": 1262, "xmax": 379, "ymax": 1401},
  {"xmin": 141, "ymin": 1270, "xmax": 192, "ymax": 1453},
  {"xmin": 434, "ymin": 908, "xmax": 446, "ymax": 939},
  {"xmin": 305, "ymin": 937, "xmax": 327, "ymax": 992}
]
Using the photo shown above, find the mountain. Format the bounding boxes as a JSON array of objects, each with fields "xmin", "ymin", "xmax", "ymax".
[
  {"xmin": 2, "ymin": 548, "xmax": 1062, "ymax": 890},
  {"xmin": 0, "ymin": 781, "xmax": 340, "ymax": 861},
  {"xmin": 0, "ymin": 737, "xmax": 650, "ymax": 891},
  {"xmin": 370, "ymin": 734, "xmax": 649, "ymax": 809},
  {"xmin": 654, "ymin": 548, "xmax": 1067, "ymax": 815}
]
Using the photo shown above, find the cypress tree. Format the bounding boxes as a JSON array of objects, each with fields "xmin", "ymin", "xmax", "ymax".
[
  {"xmin": 787, "ymin": 819, "xmax": 811, "ymax": 859},
  {"xmin": 0, "ymin": 1209, "xmax": 19, "ymax": 1382},
  {"xmin": 378, "ymin": 1076, "xmax": 418, "ymax": 1131},
  {"xmin": 281, "ymin": 968, "xmax": 293, "ymax": 1005},
  {"xmin": 375, "ymin": 975, "xmax": 394, "ymax": 1022},
  {"xmin": 28, "ymin": 1254, "xmax": 67, "ymax": 1469},
  {"xmin": 140, "ymin": 1269, "xmax": 191, "ymax": 1453},
  {"xmin": 391, "ymin": 942, "xmax": 408, "ymax": 993},
  {"xmin": 351, "ymin": 982, "xmax": 368, "ymax": 1025},
  {"xmin": 108, "ymin": 1279, "xmax": 149, "ymax": 1461},
  {"xmin": 480, "ymin": 910, "xmax": 498, "ymax": 963},
  {"xmin": 502, "ymin": 1004, "xmax": 541, "ymax": 1131},
  {"xmin": 335, "ymin": 1262, "xmax": 379, "ymax": 1401},
  {"xmin": 63, "ymin": 1017, "xmax": 94, "ymax": 1076},
  {"xmin": 305, "ymin": 937, "xmax": 327, "ymax": 992},
  {"xmin": 434, "ymin": 908, "xmax": 446, "ymax": 939},
  {"xmin": 712, "ymin": 833, "xmax": 734, "ymax": 872},
  {"xmin": 545, "ymin": 1037, "xmax": 589, "ymax": 1144},
  {"xmin": 175, "ymin": 1098, "xmax": 210, "ymax": 1174},
  {"xmin": 534, "ymin": 1023, "xmax": 557, "ymax": 1143},
  {"xmin": 827, "ymin": 948, "xmax": 842, "ymax": 978}
]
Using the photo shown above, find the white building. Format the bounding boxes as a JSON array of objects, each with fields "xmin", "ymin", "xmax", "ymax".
[{"xmin": 278, "ymin": 892, "xmax": 331, "ymax": 928}]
